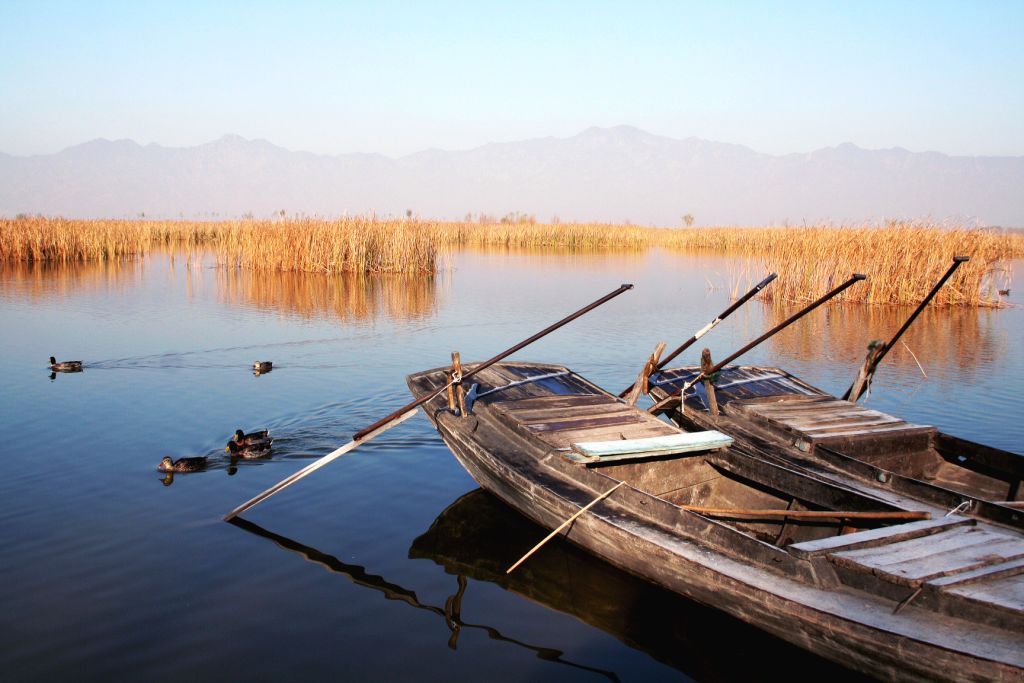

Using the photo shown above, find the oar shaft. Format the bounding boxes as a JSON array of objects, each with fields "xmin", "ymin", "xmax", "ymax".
[
  {"xmin": 618, "ymin": 273, "xmax": 776, "ymax": 398},
  {"xmin": 223, "ymin": 408, "xmax": 418, "ymax": 520},
  {"xmin": 658, "ymin": 272, "xmax": 777, "ymax": 371},
  {"xmin": 507, "ymin": 481, "xmax": 624, "ymax": 574},
  {"xmin": 710, "ymin": 273, "xmax": 866, "ymax": 375},
  {"xmin": 649, "ymin": 274, "xmax": 866, "ymax": 414},
  {"xmin": 647, "ymin": 274, "xmax": 864, "ymax": 417},
  {"xmin": 844, "ymin": 256, "xmax": 968, "ymax": 401},
  {"xmin": 354, "ymin": 283, "xmax": 634, "ymax": 440},
  {"xmin": 682, "ymin": 506, "xmax": 930, "ymax": 520}
]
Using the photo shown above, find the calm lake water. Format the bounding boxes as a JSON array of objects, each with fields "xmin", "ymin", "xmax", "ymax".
[{"xmin": 1, "ymin": 249, "xmax": 1021, "ymax": 682}]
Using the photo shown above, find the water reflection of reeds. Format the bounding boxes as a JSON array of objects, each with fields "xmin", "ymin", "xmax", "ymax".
[
  {"xmin": 217, "ymin": 267, "xmax": 438, "ymax": 323},
  {"xmin": 764, "ymin": 304, "xmax": 1005, "ymax": 375},
  {"xmin": 0, "ymin": 259, "xmax": 143, "ymax": 301}
]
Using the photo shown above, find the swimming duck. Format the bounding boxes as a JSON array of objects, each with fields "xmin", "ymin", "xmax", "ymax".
[
  {"xmin": 157, "ymin": 456, "xmax": 208, "ymax": 473},
  {"xmin": 226, "ymin": 428, "xmax": 272, "ymax": 451},
  {"xmin": 227, "ymin": 440, "xmax": 272, "ymax": 459},
  {"xmin": 253, "ymin": 361, "xmax": 273, "ymax": 373},
  {"xmin": 49, "ymin": 356, "xmax": 83, "ymax": 372}
]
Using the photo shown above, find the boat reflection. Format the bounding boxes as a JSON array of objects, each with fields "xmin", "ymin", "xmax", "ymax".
[
  {"xmin": 227, "ymin": 516, "xmax": 622, "ymax": 681},
  {"xmin": 410, "ymin": 489, "xmax": 862, "ymax": 682}
]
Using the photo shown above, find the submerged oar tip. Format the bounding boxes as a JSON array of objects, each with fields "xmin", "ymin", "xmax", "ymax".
[
  {"xmin": 853, "ymin": 273, "xmax": 867, "ymax": 281},
  {"xmin": 954, "ymin": 255, "xmax": 969, "ymax": 263}
]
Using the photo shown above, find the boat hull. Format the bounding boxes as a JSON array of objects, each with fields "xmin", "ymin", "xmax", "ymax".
[{"xmin": 410, "ymin": 362, "xmax": 1023, "ymax": 681}]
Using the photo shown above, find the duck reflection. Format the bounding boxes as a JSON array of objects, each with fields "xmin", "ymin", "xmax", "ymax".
[
  {"xmin": 409, "ymin": 489, "xmax": 863, "ymax": 683},
  {"xmin": 226, "ymin": 515, "xmax": 620, "ymax": 681}
]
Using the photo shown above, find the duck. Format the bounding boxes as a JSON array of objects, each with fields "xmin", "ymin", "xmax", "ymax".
[
  {"xmin": 49, "ymin": 356, "xmax": 83, "ymax": 372},
  {"xmin": 227, "ymin": 440, "xmax": 272, "ymax": 459},
  {"xmin": 253, "ymin": 361, "xmax": 273, "ymax": 374},
  {"xmin": 226, "ymin": 428, "xmax": 273, "ymax": 452},
  {"xmin": 157, "ymin": 456, "xmax": 208, "ymax": 473}
]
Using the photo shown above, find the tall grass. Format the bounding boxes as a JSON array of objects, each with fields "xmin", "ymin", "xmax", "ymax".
[
  {"xmin": 0, "ymin": 217, "xmax": 436, "ymax": 273},
  {"xmin": 2, "ymin": 216, "xmax": 1020, "ymax": 305},
  {"xmin": 681, "ymin": 222, "xmax": 1018, "ymax": 307}
]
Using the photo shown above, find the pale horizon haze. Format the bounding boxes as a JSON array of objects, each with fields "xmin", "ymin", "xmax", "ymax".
[{"xmin": 2, "ymin": 1, "xmax": 1023, "ymax": 159}]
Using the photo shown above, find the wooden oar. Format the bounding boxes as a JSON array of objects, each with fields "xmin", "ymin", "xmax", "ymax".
[
  {"xmin": 842, "ymin": 256, "xmax": 968, "ymax": 401},
  {"xmin": 650, "ymin": 273, "xmax": 867, "ymax": 414},
  {"xmin": 225, "ymin": 283, "xmax": 635, "ymax": 520},
  {"xmin": 682, "ymin": 506, "xmax": 930, "ymax": 521},
  {"xmin": 224, "ymin": 409, "xmax": 419, "ymax": 520},
  {"xmin": 507, "ymin": 481, "xmax": 625, "ymax": 574},
  {"xmin": 618, "ymin": 273, "xmax": 777, "ymax": 398}
]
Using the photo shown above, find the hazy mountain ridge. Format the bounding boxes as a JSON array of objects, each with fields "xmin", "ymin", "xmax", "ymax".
[{"xmin": 2, "ymin": 126, "xmax": 1021, "ymax": 225}]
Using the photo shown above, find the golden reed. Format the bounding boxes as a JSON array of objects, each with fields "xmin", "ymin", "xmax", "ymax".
[
  {"xmin": 1, "ymin": 216, "xmax": 1019, "ymax": 305},
  {"xmin": 0, "ymin": 217, "xmax": 436, "ymax": 274}
]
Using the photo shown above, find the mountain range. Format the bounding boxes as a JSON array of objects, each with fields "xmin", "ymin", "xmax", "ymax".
[{"xmin": 2, "ymin": 126, "xmax": 1021, "ymax": 226}]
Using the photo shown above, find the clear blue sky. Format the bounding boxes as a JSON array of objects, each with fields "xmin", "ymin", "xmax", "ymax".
[{"xmin": 2, "ymin": 1, "xmax": 1022, "ymax": 157}]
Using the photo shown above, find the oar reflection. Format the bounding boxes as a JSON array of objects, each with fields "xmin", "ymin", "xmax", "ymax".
[
  {"xmin": 227, "ymin": 516, "xmax": 621, "ymax": 682},
  {"xmin": 410, "ymin": 489, "xmax": 863, "ymax": 683}
]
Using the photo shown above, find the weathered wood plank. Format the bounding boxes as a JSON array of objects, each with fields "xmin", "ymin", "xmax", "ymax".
[
  {"xmin": 832, "ymin": 528, "xmax": 1024, "ymax": 586},
  {"xmin": 876, "ymin": 542, "xmax": 1024, "ymax": 586},
  {"xmin": 492, "ymin": 394, "xmax": 610, "ymax": 411},
  {"xmin": 833, "ymin": 526, "xmax": 1010, "ymax": 568},
  {"xmin": 748, "ymin": 400, "xmax": 858, "ymax": 415},
  {"xmin": 506, "ymin": 402, "xmax": 633, "ymax": 422},
  {"xmin": 791, "ymin": 418, "xmax": 907, "ymax": 434},
  {"xmin": 800, "ymin": 420, "xmax": 920, "ymax": 437},
  {"xmin": 779, "ymin": 412, "xmax": 903, "ymax": 427},
  {"xmin": 809, "ymin": 424, "xmax": 937, "ymax": 441},
  {"xmin": 926, "ymin": 557, "xmax": 1024, "ymax": 589},
  {"xmin": 537, "ymin": 422, "xmax": 679, "ymax": 449},
  {"xmin": 788, "ymin": 516, "xmax": 974, "ymax": 559},
  {"xmin": 526, "ymin": 412, "xmax": 647, "ymax": 433},
  {"xmin": 946, "ymin": 574, "xmax": 1024, "ymax": 613}
]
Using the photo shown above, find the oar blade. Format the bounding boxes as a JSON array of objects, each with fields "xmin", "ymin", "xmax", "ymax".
[{"xmin": 224, "ymin": 408, "xmax": 419, "ymax": 520}]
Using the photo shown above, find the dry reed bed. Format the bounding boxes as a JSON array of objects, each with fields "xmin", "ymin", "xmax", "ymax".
[
  {"xmin": 673, "ymin": 223, "xmax": 1016, "ymax": 307},
  {"xmin": 2, "ymin": 217, "xmax": 1020, "ymax": 305},
  {"xmin": 0, "ymin": 217, "xmax": 437, "ymax": 273}
]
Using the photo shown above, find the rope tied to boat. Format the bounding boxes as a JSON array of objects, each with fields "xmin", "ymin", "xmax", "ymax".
[{"xmin": 945, "ymin": 500, "xmax": 972, "ymax": 517}]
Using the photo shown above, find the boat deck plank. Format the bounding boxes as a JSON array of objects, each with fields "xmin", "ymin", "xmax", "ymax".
[
  {"xmin": 788, "ymin": 516, "xmax": 974, "ymax": 559},
  {"xmin": 926, "ymin": 557, "xmax": 1024, "ymax": 589},
  {"xmin": 526, "ymin": 412, "xmax": 646, "ymax": 433},
  {"xmin": 492, "ymin": 392, "xmax": 680, "ymax": 450},
  {"xmin": 832, "ymin": 526, "xmax": 1024, "ymax": 587},
  {"xmin": 730, "ymin": 394, "xmax": 935, "ymax": 445},
  {"xmin": 945, "ymin": 574, "xmax": 1024, "ymax": 613}
]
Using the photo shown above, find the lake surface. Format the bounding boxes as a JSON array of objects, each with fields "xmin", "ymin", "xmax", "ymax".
[{"xmin": 1, "ymin": 249, "xmax": 1021, "ymax": 682}]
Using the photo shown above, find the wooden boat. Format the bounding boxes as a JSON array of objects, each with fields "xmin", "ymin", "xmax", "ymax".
[
  {"xmin": 408, "ymin": 361, "xmax": 1023, "ymax": 681},
  {"xmin": 647, "ymin": 365, "xmax": 1024, "ymax": 529}
]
